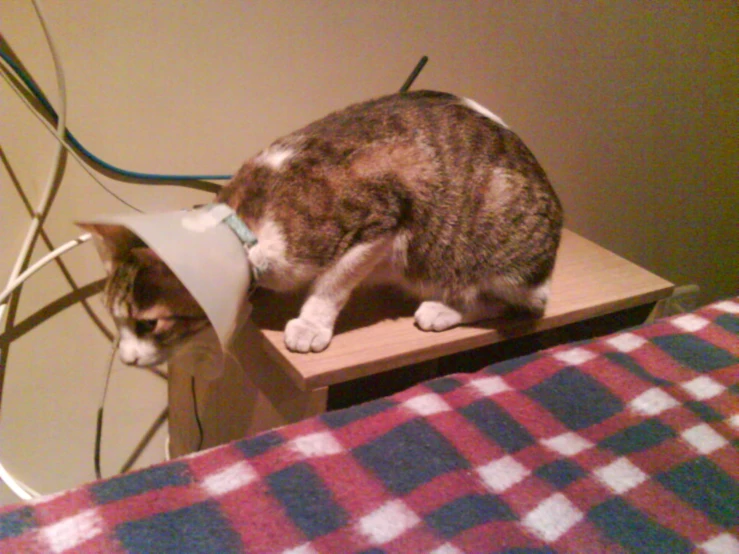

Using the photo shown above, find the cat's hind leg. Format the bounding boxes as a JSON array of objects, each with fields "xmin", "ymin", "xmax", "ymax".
[
  {"xmin": 415, "ymin": 301, "xmax": 463, "ymax": 331},
  {"xmin": 414, "ymin": 278, "xmax": 551, "ymax": 332},
  {"xmin": 285, "ymin": 239, "xmax": 391, "ymax": 353},
  {"xmin": 414, "ymin": 298, "xmax": 506, "ymax": 331},
  {"xmin": 488, "ymin": 277, "xmax": 551, "ymax": 318}
]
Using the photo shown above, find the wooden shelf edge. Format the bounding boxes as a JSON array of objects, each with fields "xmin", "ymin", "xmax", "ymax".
[{"xmin": 262, "ymin": 280, "xmax": 674, "ymax": 391}]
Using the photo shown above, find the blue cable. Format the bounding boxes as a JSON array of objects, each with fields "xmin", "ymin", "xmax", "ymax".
[{"xmin": 0, "ymin": 46, "xmax": 232, "ymax": 182}]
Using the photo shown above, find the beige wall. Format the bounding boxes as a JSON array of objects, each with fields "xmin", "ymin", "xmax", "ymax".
[{"xmin": 1, "ymin": 1, "xmax": 737, "ymax": 503}]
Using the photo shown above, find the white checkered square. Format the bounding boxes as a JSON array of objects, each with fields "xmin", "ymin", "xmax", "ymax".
[
  {"xmin": 681, "ymin": 376, "xmax": 725, "ymax": 400},
  {"xmin": 469, "ymin": 376, "xmax": 512, "ymax": 396},
  {"xmin": 606, "ymin": 332, "xmax": 647, "ymax": 353},
  {"xmin": 713, "ymin": 300, "xmax": 739, "ymax": 314},
  {"xmin": 429, "ymin": 544, "xmax": 464, "ymax": 554},
  {"xmin": 522, "ymin": 493, "xmax": 583, "ymax": 542},
  {"xmin": 553, "ymin": 347, "xmax": 597, "ymax": 366},
  {"xmin": 542, "ymin": 432, "xmax": 593, "ymax": 456},
  {"xmin": 201, "ymin": 461, "xmax": 257, "ymax": 496},
  {"xmin": 594, "ymin": 458, "xmax": 648, "ymax": 494},
  {"xmin": 681, "ymin": 424, "xmax": 728, "ymax": 455},
  {"xmin": 357, "ymin": 500, "xmax": 420, "ymax": 545},
  {"xmin": 629, "ymin": 388, "xmax": 679, "ymax": 415},
  {"xmin": 671, "ymin": 314, "xmax": 710, "ymax": 332},
  {"xmin": 282, "ymin": 544, "xmax": 319, "ymax": 554},
  {"xmin": 476, "ymin": 456, "xmax": 530, "ymax": 493},
  {"xmin": 404, "ymin": 393, "xmax": 452, "ymax": 416},
  {"xmin": 729, "ymin": 414, "xmax": 739, "ymax": 430},
  {"xmin": 701, "ymin": 532, "xmax": 739, "ymax": 554},
  {"xmin": 291, "ymin": 432, "xmax": 343, "ymax": 458},
  {"xmin": 40, "ymin": 509, "xmax": 102, "ymax": 553}
]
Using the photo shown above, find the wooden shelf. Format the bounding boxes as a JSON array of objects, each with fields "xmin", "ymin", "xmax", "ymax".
[{"xmin": 251, "ymin": 230, "xmax": 674, "ymax": 391}]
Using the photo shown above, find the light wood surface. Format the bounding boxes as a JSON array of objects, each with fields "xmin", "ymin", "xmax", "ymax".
[
  {"xmin": 253, "ymin": 230, "xmax": 674, "ymax": 390},
  {"xmin": 168, "ymin": 320, "xmax": 328, "ymax": 458}
]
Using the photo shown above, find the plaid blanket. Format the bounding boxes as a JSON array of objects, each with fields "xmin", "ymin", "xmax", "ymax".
[{"xmin": 1, "ymin": 299, "xmax": 737, "ymax": 553}]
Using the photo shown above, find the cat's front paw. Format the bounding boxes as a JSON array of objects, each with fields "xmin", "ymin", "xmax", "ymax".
[
  {"xmin": 414, "ymin": 301, "xmax": 463, "ymax": 332},
  {"xmin": 284, "ymin": 318, "xmax": 333, "ymax": 353}
]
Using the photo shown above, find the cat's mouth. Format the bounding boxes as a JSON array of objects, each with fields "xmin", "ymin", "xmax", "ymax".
[
  {"xmin": 113, "ymin": 310, "xmax": 211, "ymax": 366},
  {"xmin": 117, "ymin": 317, "xmax": 213, "ymax": 368},
  {"xmin": 117, "ymin": 342, "xmax": 171, "ymax": 368}
]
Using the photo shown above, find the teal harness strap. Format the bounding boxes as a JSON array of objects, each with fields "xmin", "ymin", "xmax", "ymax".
[
  {"xmin": 222, "ymin": 211, "xmax": 258, "ymax": 249},
  {"xmin": 201, "ymin": 203, "xmax": 263, "ymax": 285}
]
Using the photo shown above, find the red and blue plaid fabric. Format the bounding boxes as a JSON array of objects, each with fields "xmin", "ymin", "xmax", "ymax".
[{"xmin": 1, "ymin": 298, "xmax": 738, "ymax": 553}]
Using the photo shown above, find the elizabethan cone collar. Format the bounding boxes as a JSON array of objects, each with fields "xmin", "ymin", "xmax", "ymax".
[{"xmin": 81, "ymin": 204, "xmax": 254, "ymax": 352}]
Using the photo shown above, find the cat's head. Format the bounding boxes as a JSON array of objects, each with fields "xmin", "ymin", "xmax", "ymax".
[{"xmin": 80, "ymin": 224, "xmax": 209, "ymax": 367}]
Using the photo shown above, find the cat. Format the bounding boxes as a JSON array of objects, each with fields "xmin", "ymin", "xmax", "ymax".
[{"xmin": 83, "ymin": 90, "xmax": 563, "ymax": 366}]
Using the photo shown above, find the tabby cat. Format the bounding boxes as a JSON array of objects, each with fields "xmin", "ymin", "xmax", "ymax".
[{"xmin": 84, "ymin": 90, "xmax": 563, "ymax": 366}]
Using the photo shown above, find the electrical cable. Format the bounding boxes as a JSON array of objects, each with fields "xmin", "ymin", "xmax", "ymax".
[
  {"xmin": 94, "ymin": 339, "xmax": 118, "ymax": 480},
  {"xmin": 0, "ymin": 0, "xmax": 233, "ymax": 496},
  {"xmin": 0, "ymin": 4, "xmax": 69, "ymax": 328},
  {"xmin": 191, "ymin": 377, "xmax": 204, "ymax": 451},
  {"xmin": 1, "ymin": 57, "xmax": 143, "ymax": 315},
  {"xmin": 0, "ymin": 457, "xmax": 39, "ymax": 500},
  {"xmin": 1, "ymin": 0, "xmax": 161, "ymax": 498},
  {"xmin": 0, "ymin": 235, "xmax": 91, "ymax": 307},
  {"xmin": 1, "ymin": 5, "xmax": 432, "ymax": 495},
  {"xmin": 94, "ymin": 341, "xmax": 168, "ymax": 479},
  {"xmin": 0, "ymin": 67, "xmax": 144, "ymax": 213},
  {"xmin": 0, "ymin": 45, "xmax": 232, "ymax": 182},
  {"xmin": 399, "ymin": 55, "xmax": 428, "ymax": 93},
  {"xmin": 0, "ymin": 0, "xmax": 70, "ymax": 500}
]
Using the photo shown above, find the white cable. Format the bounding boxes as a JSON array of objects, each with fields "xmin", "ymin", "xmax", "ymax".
[
  {"xmin": 0, "ymin": 66, "xmax": 142, "ymax": 214},
  {"xmin": 0, "ymin": 234, "xmax": 91, "ymax": 306},
  {"xmin": 0, "ymin": 0, "xmax": 68, "ymax": 501},
  {"xmin": 1, "ymin": 0, "xmax": 68, "ymax": 325},
  {"xmin": 0, "ymin": 1, "xmax": 173, "ymax": 500},
  {"xmin": 6, "ymin": 0, "xmax": 68, "ymax": 281},
  {"xmin": 0, "ymin": 461, "xmax": 38, "ymax": 500}
]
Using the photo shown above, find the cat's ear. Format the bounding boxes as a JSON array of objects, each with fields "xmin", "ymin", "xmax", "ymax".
[
  {"xmin": 129, "ymin": 247, "xmax": 184, "ymax": 288},
  {"xmin": 129, "ymin": 247, "xmax": 170, "ymax": 275},
  {"xmin": 77, "ymin": 223, "xmax": 141, "ymax": 274}
]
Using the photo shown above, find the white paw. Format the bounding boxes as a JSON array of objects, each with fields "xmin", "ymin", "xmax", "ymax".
[
  {"xmin": 414, "ymin": 301, "xmax": 463, "ymax": 332},
  {"xmin": 284, "ymin": 318, "xmax": 333, "ymax": 353}
]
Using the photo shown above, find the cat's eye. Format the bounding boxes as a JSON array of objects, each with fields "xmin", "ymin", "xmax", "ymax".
[{"xmin": 134, "ymin": 319, "xmax": 158, "ymax": 336}]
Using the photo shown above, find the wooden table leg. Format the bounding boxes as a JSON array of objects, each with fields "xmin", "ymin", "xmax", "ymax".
[{"xmin": 168, "ymin": 320, "xmax": 328, "ymax": 458}]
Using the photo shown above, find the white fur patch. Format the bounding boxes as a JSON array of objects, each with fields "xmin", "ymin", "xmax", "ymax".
[
  {"xmin": 300, "ymin": 241, "xmax": 383, "ymax": 324},
  {"xmin": 118, "ymin": 327, "xmax": 160, "ymax": 366},
  {"xmin": 391, "ymin": 232, "xmax": 410, "ymax": 271},
  {"xmin": 250, "ymin": 217, "xmax": 316, "ymax": 290},
  {"xmin": 285, "ymin": 239, "xmax": 391, "ymax": 352},
  {"xmin": 460, "ymin": 97, "xmax": 508, "ymax": 128},
  {"xmin": 255, "ymin": 146, "xmax": 294, "ymax": 170},
  {"xmin": 111, "ymin": 300, "xmax": 127, "ymax": 319},
  {"xmin": 532, "ymin": 279, "xmax": 551, "ymax": 306},
  {"xmin": 488, "ymin": 168, "xmax": 516, "ymax": 209},
  {"xmin": 484, "ymin": 276, "xmax": 550, "ymax": 313}
]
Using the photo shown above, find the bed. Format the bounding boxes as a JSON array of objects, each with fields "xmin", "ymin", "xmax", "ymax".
[{"xmin": 0, "ymin": 297, "xmax": 737, "ymax": 553}]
